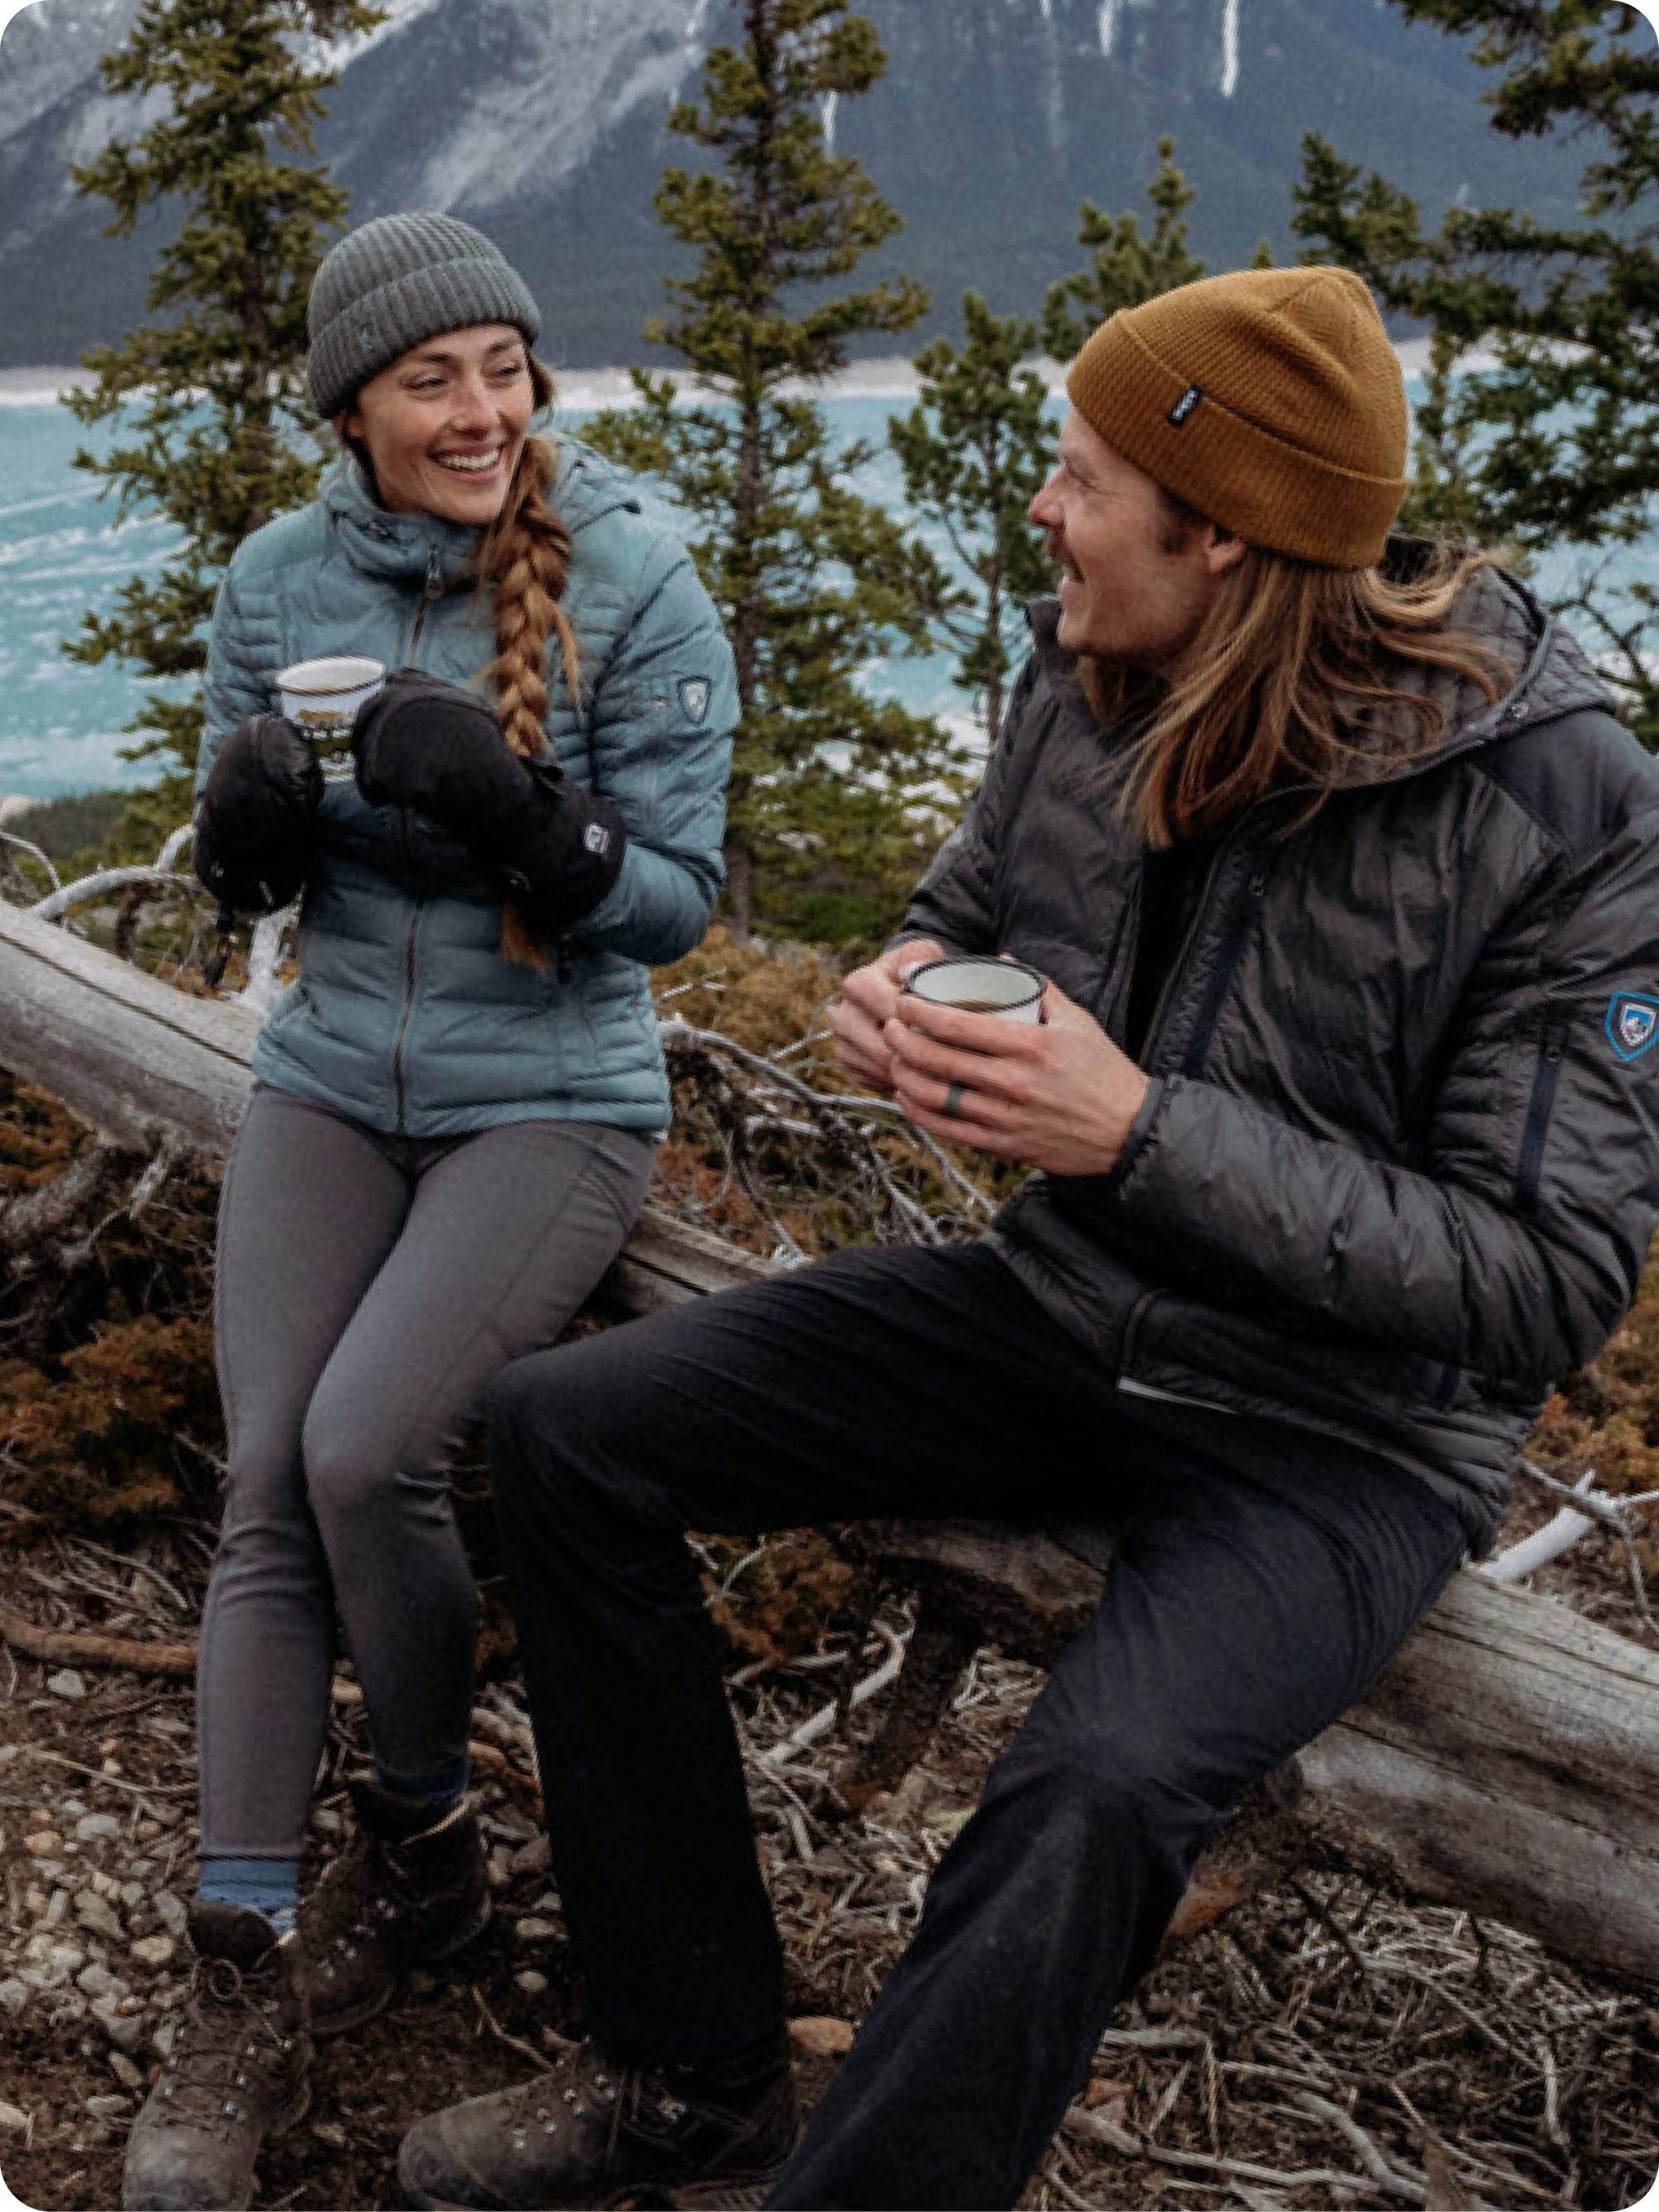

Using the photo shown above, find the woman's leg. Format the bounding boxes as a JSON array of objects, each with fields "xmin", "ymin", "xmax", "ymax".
[
  {"xmin": 124, "ymin": 1093, "xmax": 414, "ymax": 2212},
  {"xmin": 300, "ymin": 1119, "xmax": 652, "ymax": 1806},
  {"xmin": 197, "ymin": 1087, "xmax": 413, "ymax": 1868}
]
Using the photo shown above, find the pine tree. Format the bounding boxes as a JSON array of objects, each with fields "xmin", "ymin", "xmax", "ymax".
[
  {"xmin": 64, "ymin": 0, "xmax": 382, "ymax": 854},
  {"xmin": 581, "ymin": 0, "xmax": 955, "ymax": 949},
  {"xmin": 888, "ymin": 294, "xmax": 1055, "ymax": 751},
  {"xmin": 1042, "ymin": 137, "xmax": 1272, "ymax": 363},
  {"xmin": 1292, "ymin": 1, "xmax": 1659, "ymax": 745}
]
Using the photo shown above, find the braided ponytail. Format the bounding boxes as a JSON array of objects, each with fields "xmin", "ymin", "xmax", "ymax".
[{"xmin": 473, "ymin": 357, "xmax": 586, "ymax": 964}]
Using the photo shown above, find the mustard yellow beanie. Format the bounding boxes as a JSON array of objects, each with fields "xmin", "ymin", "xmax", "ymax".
[{"xmin": 1065, "ymin": 267, "xmax": 1410, "ymax": 569}]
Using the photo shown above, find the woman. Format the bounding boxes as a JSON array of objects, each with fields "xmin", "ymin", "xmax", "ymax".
[{"xmin": 121, "ymin": 211, "xmax": 735, "ymax": 2212}]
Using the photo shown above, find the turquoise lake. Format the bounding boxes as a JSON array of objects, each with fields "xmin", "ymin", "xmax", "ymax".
[{"xmin": 0, "ymin": 382, "xmax": 1652, "ymax": 803}]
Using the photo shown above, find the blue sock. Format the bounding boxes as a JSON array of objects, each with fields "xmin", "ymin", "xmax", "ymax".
[{"xmin": 198, "ymin": 1857, "xmax": 300, "ymax": 1935}]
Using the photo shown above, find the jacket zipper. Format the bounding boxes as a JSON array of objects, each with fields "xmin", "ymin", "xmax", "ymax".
[
  {"xmin": 1121, "ymin": 1288, "xmax": 1158, "ymax": 1374},
  {"xmin": 391, "ymin": 897, "xmax": 425, "ymax": 1134},
  {"xmin": 1136, "ymin": 838, "xmax": 1238, "ymax": 1072},
  {"xmin": 406, "ymin": 547, "xmax": 444, "ymax": 664},
  {"xmin": 1114, "ymin": 850, "xmax": 1268, "ymax": 1387},
  {"xmin": 1515, "ymin": 1018, "xmax": 1569, "ymax": 1215},
  {"xmin": 389, "ymin": 550, "xmax": 442, "ymax": 1132},
  {"xmin": 1179, "ymin": 861, "xmax": 1269, "ymax": 1078}
]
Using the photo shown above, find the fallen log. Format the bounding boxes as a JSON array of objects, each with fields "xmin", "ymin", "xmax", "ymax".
[
  {"xmin": 836, "ymin": 1519, "xmax": 1659, "ymax": 1986},
  {"xmin": 0, "ymin": 1597, "xmax": 197, "ymax": 1679},
  {"xmin": 0, "ymin": 895, "xmax": 772, "ymax": 1311},
  {"xmin": 1, "ymin": 896, "xmax": 1657, "ymax": 1983}
]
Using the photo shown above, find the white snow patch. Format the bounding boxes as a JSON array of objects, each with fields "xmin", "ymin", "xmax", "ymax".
[
  {"xmin": 1039, "ymin": 0, "xmax": 1053, "ymax": 18},
  {"xmin": 820, "ymin": 90, "xmax": 839, "ymax": 148},
  {"xmin": 685, "ymin": 0, "xmax": 711, "ymax": 41},
  {"xmin": 1097, "ymin": 0, "xmax": 1120, "ymax": 56},
  {"xmin": 1221, "ymin": 0, "xmax": 1241, "ymax": 96},
  {"xmin": 314, "ymin": 0, "xmax": 446, "ymax": 71}
]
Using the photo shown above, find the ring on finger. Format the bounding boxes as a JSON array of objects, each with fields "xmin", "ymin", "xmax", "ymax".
[{"xmin": 942, "ymin": 1080, "xmax": 967, "ymax": 1120}]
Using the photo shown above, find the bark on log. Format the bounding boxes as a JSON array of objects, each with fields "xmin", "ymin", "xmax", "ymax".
[{"xmin": 1, "ymin": 901, "xmax": 1657, "ymax": 1982}]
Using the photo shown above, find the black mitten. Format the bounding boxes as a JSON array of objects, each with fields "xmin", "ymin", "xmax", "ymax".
[
  {"xmin": 352, "ymin": 670, "xmax": 627, "ymax": 934},
  {"xmin": 194, "ymin": 714, "xmax": 324, "ymax": 914}
]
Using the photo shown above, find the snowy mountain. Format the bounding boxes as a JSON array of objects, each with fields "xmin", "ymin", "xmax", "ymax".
[{"xmin": 0, "ymin": 0, "xmax": 1586, "ymax": 369}]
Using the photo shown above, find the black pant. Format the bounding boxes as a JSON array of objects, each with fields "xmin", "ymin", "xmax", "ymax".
[{"xmin": 487, "ymin": 1244, "xmax": 1465, "ymax": 2210}]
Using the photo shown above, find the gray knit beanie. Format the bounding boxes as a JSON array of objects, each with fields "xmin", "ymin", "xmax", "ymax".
[{"xmin": 307, "ymin": 211, "xmax": 542, "ymax": 421}]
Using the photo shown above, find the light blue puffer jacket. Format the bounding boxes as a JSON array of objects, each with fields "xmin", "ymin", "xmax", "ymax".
[{"xmin": 197, "ymin": 440, "xmax": 735, "ymax": 1137}]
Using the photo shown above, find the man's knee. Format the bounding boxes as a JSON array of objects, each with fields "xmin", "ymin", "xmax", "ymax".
[
  {"xmin": 991, "ymin": 1705, "xmax": 1221, "ymax": 1869},
  {"xmin": 486, "ymin": 1339, "xmax": 628, "ymax": 1509}
]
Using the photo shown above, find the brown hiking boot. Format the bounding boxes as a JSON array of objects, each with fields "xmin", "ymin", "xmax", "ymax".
[
  {"xmin": 120, "ymin": 1902, "xmax": 310, "ymax": 2211},
  {"xmin": 299, "ymin": 1779, "xmax": 489, "ymax": 2035},
  {"xmin": 396, "ymin": 2030, "xmax": 801, "ymax": 2210}
]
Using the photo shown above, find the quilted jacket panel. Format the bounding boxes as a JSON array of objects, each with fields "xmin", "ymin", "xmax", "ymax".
[
  {"xmin": 197, "ymin": 441, "xmax": 734, "ymax": 1135},
  {"xmin": 905, "ymin": 566, "xmax": 1659, "ymax": 1546}
]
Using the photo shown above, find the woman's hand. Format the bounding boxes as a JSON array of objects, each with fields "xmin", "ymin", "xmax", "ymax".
[
  {"xmin": 886, "ymin": 975, "xmax": 1151, "ymax": 1175},
  {"xmin": 351, "ymin": 670, "xmax": 518, "ymax": 834},
  {"xmin": 353, "ymin": 670, "xmax": 626, "ymax": 930},
  {"xmin": 194, "ymin": 714, "xmax": 324, "ymax": 915},
  {"xmin": 831, "ymin": 940, "xmax": 949, "ymax": 1094}
]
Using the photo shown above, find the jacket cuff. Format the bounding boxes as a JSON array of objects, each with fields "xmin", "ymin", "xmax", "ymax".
[{"xmin": 1102, "ymin": 1073, "xmax": 1169, "ymax": 1196}]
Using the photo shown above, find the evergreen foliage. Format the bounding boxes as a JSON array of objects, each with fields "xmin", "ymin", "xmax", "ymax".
[
  {"xmin": 581, "ymin": 0, "xmax": 956, "ymax": 950},
  {"xmin": 1042, "ymin": 136, "xmax": 1270, "ymax": 364},
  {"xmin": 1292, "ymin": 0, "xmax": 1659, "ymax": 745},
  {"xmin": 62, "ymin": 0, "xmax": 382, "ymax": 855},
  {"xmin": 888, "ymin": 295, "xmax": 1055, "ymax": 749}
]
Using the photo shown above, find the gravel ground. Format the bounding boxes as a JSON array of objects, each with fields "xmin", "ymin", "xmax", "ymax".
[{"xmin": 1, "ymin": 1483, "xmax": 1657, "ymax": 2211}]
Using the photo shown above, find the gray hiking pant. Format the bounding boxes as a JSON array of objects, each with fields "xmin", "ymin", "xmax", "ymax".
[{"xmin": 197, "ymin": 1082, "xmax": 654, "ymax": 1860}]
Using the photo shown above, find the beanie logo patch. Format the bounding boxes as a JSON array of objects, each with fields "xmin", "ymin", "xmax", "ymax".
[{"xmin": 1167, "ymin": 386, "xmax": 1204, "ymax": 429}]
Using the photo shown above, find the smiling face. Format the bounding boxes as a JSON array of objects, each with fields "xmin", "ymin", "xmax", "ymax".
[
  {"xmin": 342, "ymin": 323, "xmax": 537, "ymax": 525},
  {"xmin": 1029, "ymin": 409, "xmax": 1245, "ymax": 670}
]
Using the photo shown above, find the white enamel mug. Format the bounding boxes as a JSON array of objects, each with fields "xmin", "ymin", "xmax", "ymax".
[
  {"xmin": 901, "ymin": 956, "xmax": 1046, "ymax": 1023},
  {"xmin": 276, "ymin": 656, "xmax": 386, "ymax": 780}
]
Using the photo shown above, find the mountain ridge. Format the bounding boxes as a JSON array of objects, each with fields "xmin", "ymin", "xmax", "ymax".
[{"xmin": 0, "ymin": 0, "xmax": 1588, "ymax": 370}]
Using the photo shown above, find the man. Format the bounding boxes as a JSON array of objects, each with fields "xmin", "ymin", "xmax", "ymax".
[{"xmin": 397, "ymin": 268, "xmax": 1659, "ymax": 2210}]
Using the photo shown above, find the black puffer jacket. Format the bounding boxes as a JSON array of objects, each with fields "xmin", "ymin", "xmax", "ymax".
[{"xmin": 907, "ymin": 569, "xmax": 1659, "ymax": 1547}]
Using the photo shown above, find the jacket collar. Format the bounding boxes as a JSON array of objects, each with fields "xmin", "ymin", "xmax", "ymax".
[
  {"xmin": 322, "ymin": 452, "xmax": 482, "ymax": 586},
  {"xmin": 320, "ymin": 434, "xmax": 645, "ymax": 587}
]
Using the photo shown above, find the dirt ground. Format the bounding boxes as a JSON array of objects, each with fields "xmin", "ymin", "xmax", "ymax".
[{"xmin": 2, "ymin": 1466, "xmax": 1657, "ymax": 2212}]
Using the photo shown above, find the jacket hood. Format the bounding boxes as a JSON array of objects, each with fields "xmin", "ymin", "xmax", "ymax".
[
  {"xmin": 1028, "ymin": 543, "xmax": 1619, "ymax": 795},
  {"xmin": 320, "ymin": 433, "xmax": 645, "ymax": 590}
]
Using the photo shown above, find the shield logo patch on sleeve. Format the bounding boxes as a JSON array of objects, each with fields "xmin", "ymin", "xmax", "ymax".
[
  {"xmin": 1607, "ymin": 993, "xmax": 1659, "ymax": 1062},
  {"xmin": 679, "ymin": 678, "xmax": 713, "ymax": 725}
]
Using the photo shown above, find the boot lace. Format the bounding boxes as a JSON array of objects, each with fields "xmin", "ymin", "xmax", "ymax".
[
  {"xmin": 152, "ymin": 1956, "xmax": 294, "ymax": 2137},
  {"xmin": 494, "ymin": 2043, "xmax": 786, "ymax": 2180}
]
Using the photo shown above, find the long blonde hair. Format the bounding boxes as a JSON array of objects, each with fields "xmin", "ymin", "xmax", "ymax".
[{"xmin": 1080, "ymin": 532, "xmax": 1517, "ymax": 845}]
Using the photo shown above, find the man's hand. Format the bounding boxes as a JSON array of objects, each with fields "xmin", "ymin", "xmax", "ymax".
[
  {"xmin": 830, "ymin": 939, "xmax": 949, "ymax": 1094},
  {"xmin": 886, "ymin": 975, "xmax": 1151, "ymax": 1176}
]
